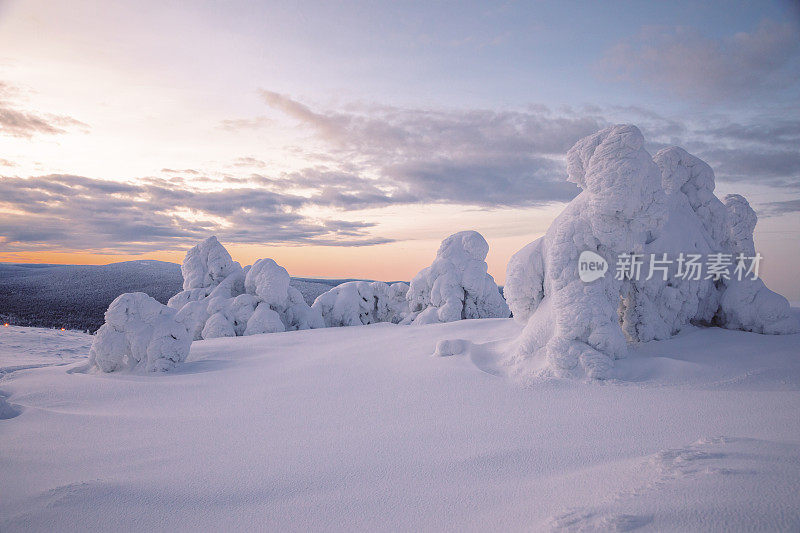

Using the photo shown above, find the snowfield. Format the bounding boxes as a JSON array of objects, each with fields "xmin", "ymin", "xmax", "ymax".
[
  {"xmin": 2, "ymin": 124, "xmax": 799, "ymax": 530},
  {"xmin": 0, "ymin": 326, "xmax": 92, "ymax": 372},
  {"xmin": 1, "ymin": 318, "xmax": 799, "ymax": 531}
]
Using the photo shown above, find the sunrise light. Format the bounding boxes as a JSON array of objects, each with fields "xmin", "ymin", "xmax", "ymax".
[{"xmin": 1, "ymin": 2, "xmax": 799, "ymax": 530}]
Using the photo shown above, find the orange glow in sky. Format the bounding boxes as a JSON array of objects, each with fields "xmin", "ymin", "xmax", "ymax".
[{"xmin": 0, "ymin": 235, "xmax": 541, "ymax": 285}]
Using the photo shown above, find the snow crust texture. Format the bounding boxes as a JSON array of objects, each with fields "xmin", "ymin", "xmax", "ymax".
[
  {"xmin": 404, "ymin": 231, "xmax": 510, "ymax": 325},
  {"xmin": 505, "ymin": 124, "xmax": 799, "ymax": 379},
  {"xmin": 312, "ymin": 281, "xmax": 410, "ymax": 327}
]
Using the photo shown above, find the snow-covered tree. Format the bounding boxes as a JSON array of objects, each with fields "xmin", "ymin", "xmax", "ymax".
[
  {"xmin": 505, "ymin": 125, "xmax": 799, "ymax": 379},
  {"xmin": 179, "ymin": 235, "xmax": 240, "ymax": 290},
  {"xmin": 241, "ymin": 258, "xmax": 324, "ymax": 333},
  {"xmin": 312, "ymin": 281, "xmax": 410, "ymax": 327},
  {"xmin": 403, "ymin": 231, "xmax": 510, "ymax": 325},
  {"xmin": 89, "ymin": 292, "xmax": 192, "ymax": 372},
  {"xmin": 169, "ymin": 238, "xmax": 324, "ymax": 340}
]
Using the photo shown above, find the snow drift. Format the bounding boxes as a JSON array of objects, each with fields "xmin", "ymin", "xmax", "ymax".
[
  {"xmin": 312, "ymin": 280, "xmax": 410, "ymax": 327},
  {"xmin": 404, "ymin": 231, "xmax": 510, "ymax": 325},
  {"xmin": 505, "ymin": 124, "xmax": 799, "ymax": 379}
]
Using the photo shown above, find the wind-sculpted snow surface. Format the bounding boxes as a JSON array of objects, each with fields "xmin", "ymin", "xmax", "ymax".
[
  {"xmin": 170, "ymin": 239, "xmax": 324, "ymax": 342},
  {"xmin": 404, "ymin": 231, "xmax": 510, "ymax": 325},
  {"xmin": 89, "ymin": 292, "xmax": 191, "ymax": 372},
  {"xmin": 312, "ymin": 281, "xmax": 410, "ymax": 327},
  {"xmin": 505, "ymin": 124, "xmax": 798, "ymax": 379}
]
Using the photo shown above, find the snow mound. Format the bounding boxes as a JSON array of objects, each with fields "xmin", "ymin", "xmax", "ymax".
[
  {"xmin": 433, "ymin": 338, "xmax": 470, "ymax": 357},
  {"xmin": 312, "ymin": 281, "xmax": 410, "ymax": 327},
  {"xmin": 170, "ymin": 237, "xmax": 324, "ymax": 341},
  {"xmin": 505, "ymin": 124, "xmax": 799, "ymax": 380},
  {"xmin": 89, "ymin": 292, "xmax": 191, "ymax": 372},
  {"xmin": 404, "ymin": 231, "xmax": 510, "ymax": 325}
]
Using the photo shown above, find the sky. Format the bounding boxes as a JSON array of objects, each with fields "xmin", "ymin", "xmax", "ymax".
[{"xmin": 0, "ymin": 0, "xmax": 799, "ymax": 296}]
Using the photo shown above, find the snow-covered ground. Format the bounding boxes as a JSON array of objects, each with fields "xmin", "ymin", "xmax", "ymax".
[
  {"xmin": 1, "ymin": 318, "xmax": 799, "ymax": 531},
  {"xmin": 0, "ymin": 326, "xmax": 92, "ymax": 372}
]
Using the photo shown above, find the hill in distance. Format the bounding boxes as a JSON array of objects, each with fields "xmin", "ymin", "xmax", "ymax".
[{"xmin": 0, "ymin": 261, "xmax": 358, "ymax": 332}]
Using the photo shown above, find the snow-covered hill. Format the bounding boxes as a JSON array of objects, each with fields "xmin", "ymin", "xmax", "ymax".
[
  {"xmin": 1, "ymin": 317, "xmax": 799, "ymax": 531},
  {"xmin": 0, "ymin": 261, "xmax": 184, "ymax": 331},
  {"xmin": 0, "ymin": 262, "xmax": 356, "ymax": 332}
]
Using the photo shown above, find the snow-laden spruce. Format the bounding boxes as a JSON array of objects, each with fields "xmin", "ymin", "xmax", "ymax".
[
  {"xmin": 89, "ymin": 292, "xmax": 192, "ymax": 372},
  {"xmin": 312, "ymin": 281, "xmax": 410, "ymax": 327},
  {"xmin": 505, "ymin": 124, "xmax": 799, "ymax": 379},
  {"xmin": 505, "ymin": 125, "xmax": 800, "ymax": 378},
  {"xmin": 169, "ymin": 238, "xmax": 324, "ymax": 340},
  {"xmin": 180, "ymin": 235, "xmax": 240, "ymax": 291},
  {"xmin": 403, "ymin": 231, "xmax": 510, "ymax": 325}
]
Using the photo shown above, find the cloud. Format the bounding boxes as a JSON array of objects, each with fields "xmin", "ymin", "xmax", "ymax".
[
  {"xmin": 231, "ymin": 157, "xmax": 266, "ymax": 168},
  {"xmin": 596, "ymin": 109, "xmax": 800, "ymax": 190},
  {"xmin": 762, "ymin": 198, "xmax": 800, "ymax": 216},
  {"xmin": 219, "ymin": 115, "xmax": 273, "ymax": 131},
  {"xmin": 6, "ymin": 93, "xmax": 799, "ymax": 255},
  {"xmin": 247, "ymin": 92, "xmax": 800, "ymax": 205},
  {"xmin": 258, "ymin": 90, "xmax": 602, "ymax": 206},
  {"xmin": 598, "ymin": 19, "xmax": 800, "ymax": 100},
  {"xmin": 161, "ymin": 168, "xmax": 200, "ymax": 175},
  {"xmin": 260, "ymin": 90, "xmax": 606, "ymax": 157},
  {"xmin": 698, "ymin": 118, "xmax": 800, "ymax": 150},
  {"xmin": 662, "ymin": 114, "xmax": 800, "ymax": 188},
  {"xmin": 0, "ymin": 174, "xmax": 391, "ymax": 253},
  {"xmin": 698, "ymin": 147, "xmax": 800, "ymax": 187},
  {"xmin": 0, "ymin": 81, "xmax": 88, "ymax": 138}
]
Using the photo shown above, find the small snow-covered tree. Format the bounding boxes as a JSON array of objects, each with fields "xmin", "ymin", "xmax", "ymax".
[
  {"xmin": 312, "ymin": 281, "xmax": 410, "ymax": 327},
  {"xmin": 241, "ymin": 258, "xmax": 324, "ymax": 333},
  {"xmin": 505, "ymin": 125, "xmax": 799, "ymax": 380},
  {"xmin": 403, "ymin": 231, "xmax": 510, "ymax": 325},
  {"xmin": 89, "ymin": 292, "xmax": 192, "ymax": 372}
]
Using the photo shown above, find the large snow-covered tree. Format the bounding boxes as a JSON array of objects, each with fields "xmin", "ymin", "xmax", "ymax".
[{"xmin": 505, "ymin": 124, "xmax": 799, "ymax": 379}]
